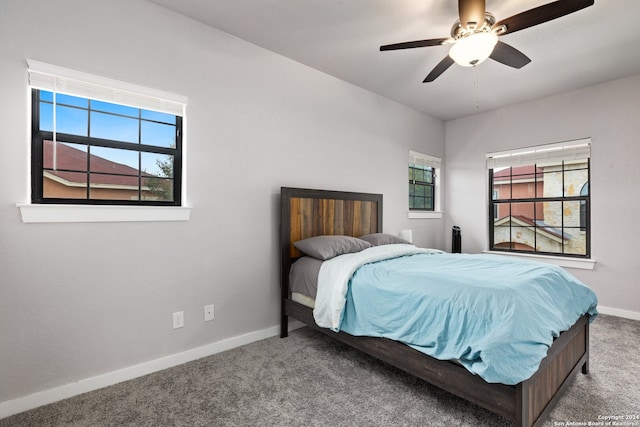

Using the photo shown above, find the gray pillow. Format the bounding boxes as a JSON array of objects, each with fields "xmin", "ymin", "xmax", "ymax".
[
  {"xmin": 293, "ymin": 235, "xmax": 371, "ymax": 260},
  {"xmin": 359, "ymin": 233, "xmax": 410, "ymax": 246}
]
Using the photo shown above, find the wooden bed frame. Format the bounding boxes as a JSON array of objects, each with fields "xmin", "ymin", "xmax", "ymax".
[{"xmin": 279, "ymin": 187, "xmax": 590, "ymax": 427}]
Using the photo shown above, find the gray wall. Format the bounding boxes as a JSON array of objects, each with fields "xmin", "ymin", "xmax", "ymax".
[
  {"xmin": 445, "ymin": 73, "xmax": 640, "ymax": 316},
  {"xmin": 0, "ymin": 0, "xmax": 445, "ymax": 404}
]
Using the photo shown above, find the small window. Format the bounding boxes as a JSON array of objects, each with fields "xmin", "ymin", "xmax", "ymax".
[
  {"xmin": 28, "ymin": 61, "xmax": 185, "ymax": 206},
  {"xmin": 409, "ymin": 163, "xmax": 434, "ymax": 210},
  {"xmin": 409, "ymin": 151, "xmax": 441, "ymax": 212},
  {"xmin": 487, "ymin": 139, "xmax": 591, "ymax": 258}
]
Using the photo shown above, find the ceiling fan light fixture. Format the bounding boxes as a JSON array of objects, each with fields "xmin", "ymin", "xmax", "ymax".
[{"xmin": 449, "ymin": 31, "xmax": 498, "ymax": 67}]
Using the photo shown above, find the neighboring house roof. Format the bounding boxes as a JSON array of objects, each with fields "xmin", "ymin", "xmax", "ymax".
[
  {"xmin": 43, "ymin": 140, "xmax": 154, "ymax": 189},
  {"xmin": 494, "ymin": 214, "xmax": 570, "ymax": 242}
]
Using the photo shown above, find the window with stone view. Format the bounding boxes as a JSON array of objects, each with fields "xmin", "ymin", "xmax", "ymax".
[{"xmin": 488, "ymin": 141, "xmax": 590, "ymax": 258}]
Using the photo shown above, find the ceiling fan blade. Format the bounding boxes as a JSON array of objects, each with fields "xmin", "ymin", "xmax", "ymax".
[
  {"xmin": 490, "ymin": 41, "xmax": 531, "ymax": 69},
  {"xmin": 458, "ymin": 0, "xmax": 486, "ymax": 29},
  {"xmin": 423, "ymin": 56, "xmax": 455, "ymax": 83},
  {"xmin": 380, "ymin": 38, "xmax": 449, "ymax": 51},
  {"xmin": 494, "ymin": 0, "xmax": 594, "ymax": 35}
]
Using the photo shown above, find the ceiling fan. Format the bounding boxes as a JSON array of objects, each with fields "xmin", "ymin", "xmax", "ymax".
[{"xmin": 380, "ymin": 0, "xmax": 594, "ymax": 82}]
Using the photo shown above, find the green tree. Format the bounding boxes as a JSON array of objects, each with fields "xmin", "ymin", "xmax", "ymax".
[{"xmin": 145, "ymin": 156, "xmax": 173, "ymax": 201}]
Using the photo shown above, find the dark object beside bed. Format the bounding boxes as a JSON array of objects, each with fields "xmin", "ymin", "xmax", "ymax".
[{"xmin": 280, "ymin": 187, "xmax": 590, "ymax": 427}]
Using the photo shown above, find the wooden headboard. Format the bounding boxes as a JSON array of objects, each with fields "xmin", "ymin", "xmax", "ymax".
[{"xmin": 280, "ymin": 187, "xmax": 383, "ymax": 297}]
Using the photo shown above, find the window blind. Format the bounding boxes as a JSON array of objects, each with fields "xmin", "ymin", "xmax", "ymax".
[
  {"xmin": 486, "ymin": 138, "xmax": 590, "ymax": 170},
  {"xmin": 409, "ymin": 150, "xmax": 441, "ymax": 169},
  {"xmin": 27, "ymin": 59, "xmax": 187, "ymax": 117}
]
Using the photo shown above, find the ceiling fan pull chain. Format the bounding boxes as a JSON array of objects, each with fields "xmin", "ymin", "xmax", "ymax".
[{"xmin": 474, "ymin": 68, "xmax": 480, "ymax": 110}]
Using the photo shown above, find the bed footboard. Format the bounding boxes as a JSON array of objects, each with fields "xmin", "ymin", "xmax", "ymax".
[
  {"xmin": 284, "ymin": 299, "xmax": 589, "ymax": 427},
  {"xmin": 516, "ymin": 314, "xmax": 589, "ymax": 427}
]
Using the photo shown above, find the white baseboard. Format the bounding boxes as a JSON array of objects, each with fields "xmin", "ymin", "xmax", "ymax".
[
  {"xmin": 0, "ymin": 320, "xmax": 305, "ymax": 419},
  {"xmin": 597, "ymin": 305, "xmax": 640, "ymax": 321}
]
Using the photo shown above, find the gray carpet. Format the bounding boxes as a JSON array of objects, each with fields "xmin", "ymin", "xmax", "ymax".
[{"xmin": 2, "ymin": 314, "xmax": 638, "ymax": 427}]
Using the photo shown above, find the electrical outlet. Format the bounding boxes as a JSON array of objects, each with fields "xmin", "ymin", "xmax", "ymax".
[
  {"xmin": 173, "ymin": 311, "xmax": 184, "ymax": 329},
  {"xmin": 204, "ymin": 304, "xmax": 214, "ymax": 322}
]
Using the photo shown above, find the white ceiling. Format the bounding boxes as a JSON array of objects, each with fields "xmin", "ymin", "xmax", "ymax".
[{"xmin": 146, "ymin": 0, "xmax": 640, "ymax": 121}]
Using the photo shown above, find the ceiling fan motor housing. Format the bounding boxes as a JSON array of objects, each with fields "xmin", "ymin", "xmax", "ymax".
[{"xmin": 450, "ymin": 12, "xmax": 496, "ymax": 38}]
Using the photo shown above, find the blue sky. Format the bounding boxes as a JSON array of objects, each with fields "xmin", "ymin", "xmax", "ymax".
[{"xmin": 39, "ymin": 91, "xmax": 176, "ymax": 177}]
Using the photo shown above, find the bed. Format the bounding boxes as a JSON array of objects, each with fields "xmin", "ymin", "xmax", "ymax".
[{"xmin": 280, "ymin": 187, "xmax": 595, "ymax": 427}]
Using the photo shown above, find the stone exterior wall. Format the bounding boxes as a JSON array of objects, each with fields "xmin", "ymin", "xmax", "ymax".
[{"xmin": 542, "ymin": 161, "xmax": 588, "ymax": 255}]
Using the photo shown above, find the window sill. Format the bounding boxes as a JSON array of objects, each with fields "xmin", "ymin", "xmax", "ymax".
[
  {"xmin": 482, "ymin": 250, "xmax": 596, "ymax": 270},
  {"xmin": 408, "ymin": 211, "xmax": 443, "ymax": 219},
  {"xmin": 17, "ymin": 204, "xmax": 191, "ymax": 223}
]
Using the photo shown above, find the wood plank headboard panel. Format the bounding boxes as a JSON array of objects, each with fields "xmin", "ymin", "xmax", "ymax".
[
  {"xmin": 280, "ymin": 187, "xmax": 383, "ymax": 295},
  {"xmin": 281, "ymin": 187, "xmax": 382, "ymax": 257},
  {"xmin": 289, "ymin": 197, "xmax": 379, "ymax": 256}
]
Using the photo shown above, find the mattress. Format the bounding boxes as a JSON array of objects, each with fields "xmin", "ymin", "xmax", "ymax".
[{"xmin": 292, "ymin": 292, "xmax": 316, "ymax": 308}]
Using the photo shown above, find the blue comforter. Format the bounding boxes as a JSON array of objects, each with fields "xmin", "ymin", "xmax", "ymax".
[{"xmin": 338, "ymin": 251, "xmax": 598, "ymax": 384}]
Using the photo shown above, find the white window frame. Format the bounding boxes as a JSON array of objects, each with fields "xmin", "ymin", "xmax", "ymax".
[
  {"xmin": 18, "ymin": 60, "xmax": 191, "ymax": 223},
  {"xmin": 408, "ymin": 150, "xmax": 442, "ymax": 219}
]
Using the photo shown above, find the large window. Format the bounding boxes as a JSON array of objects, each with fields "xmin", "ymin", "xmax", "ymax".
[
  {"xmin": 409, "ymin": 150, "xmax": 441, "ymax": 212},
  {"xmin": 28, "ymin": 61, "xmax": 185, "ymax": 206},
  {"xmin": 487, "ymin": 139, "xmax": 591, "ymax": 258}
]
